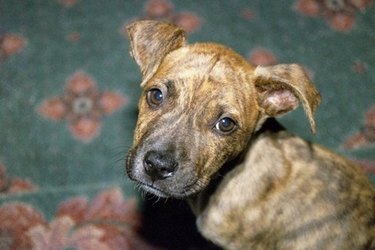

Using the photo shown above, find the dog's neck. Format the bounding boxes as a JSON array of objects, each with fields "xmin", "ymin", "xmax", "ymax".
[{"xmin": 188, "ymin": 118, "xmax": 285, "ymax": 215}]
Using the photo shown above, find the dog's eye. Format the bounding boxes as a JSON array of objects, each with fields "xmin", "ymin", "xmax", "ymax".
[
  {"xmin": 147, "ymin": 88, "xmax": 164, "ymax": 108},
  {"xmin": 215, "ymin": 117, "xmax": 236, "ymax": 134}
]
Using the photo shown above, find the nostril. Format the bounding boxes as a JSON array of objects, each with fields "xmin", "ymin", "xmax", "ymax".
[{"xmin": 144, "ymin": 150, "xmax": 178, "ymax": 180}]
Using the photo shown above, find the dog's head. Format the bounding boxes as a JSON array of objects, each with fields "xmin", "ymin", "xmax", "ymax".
[{"xmin": 126, "ymin": 20, "xmax": 320, "ymax": 198}]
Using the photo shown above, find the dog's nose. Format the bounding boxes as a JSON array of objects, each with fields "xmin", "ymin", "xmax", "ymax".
[{"xmin": 144, "ymin": 150, "xmax": 178, "ymax": 180}]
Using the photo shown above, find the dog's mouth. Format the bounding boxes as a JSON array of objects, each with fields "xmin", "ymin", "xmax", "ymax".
[
  {"xmin": 138, "ymin": 183, "xmax": 170, "ymax": 198},
  {"xmin": 140, "ymin": 182, "xmax": 195, "ymax": 198},
  {"xmin": 132, "ymin": 177, "xmax": 203, "ymax": 198}
]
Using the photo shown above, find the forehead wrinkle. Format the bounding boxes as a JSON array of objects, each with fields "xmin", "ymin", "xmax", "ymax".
[
  {"xmin": 194, "ymin": 54, "xmax": 221, "ymax": 90},
  {"xmin": 184, "ymin": 77, "xmax": 239, "ymax": 128}
]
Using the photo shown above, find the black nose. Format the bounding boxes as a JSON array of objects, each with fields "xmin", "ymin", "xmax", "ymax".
[{"xmin": 144, "ymin": 150, "xmax": 178, "ymax": 181}]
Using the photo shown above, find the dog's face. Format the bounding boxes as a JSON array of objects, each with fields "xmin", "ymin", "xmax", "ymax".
[
  {"xmin": 127, "ymin": 44, "xmax": 260, "ymax": 197},
  {"xmin": 126, "ymin": 21, "xmax": 320, "ymax": 198}
]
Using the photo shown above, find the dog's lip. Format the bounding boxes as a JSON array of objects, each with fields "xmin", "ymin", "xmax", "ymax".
[
  {"xmin": 137, "ymin": 179, "xmax": 200, "ymax": 198},
  {"xmin": 140, "ymin": 183, "xmax": 170, "ymax": 198}
]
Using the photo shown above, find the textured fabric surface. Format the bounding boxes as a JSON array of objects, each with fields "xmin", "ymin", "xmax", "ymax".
[{"xmin": 0, "ymin": 0, "xmax": 374, "ymax": 249}]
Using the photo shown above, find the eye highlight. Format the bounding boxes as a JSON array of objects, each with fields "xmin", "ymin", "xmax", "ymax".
[
  {"xmin": 147, "ymin": 88, "xmax": 164, "ymax": 108},
  {"xmin": 215, "ymin": 117, "xmax": 236, "ymax": 134}
]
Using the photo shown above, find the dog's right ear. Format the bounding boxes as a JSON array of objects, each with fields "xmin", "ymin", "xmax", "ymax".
[{"xmin": 126, "ymin": 20, "xmax": 186, "ymax": 86}]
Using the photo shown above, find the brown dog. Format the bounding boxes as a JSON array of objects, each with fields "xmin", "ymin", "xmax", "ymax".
[{"xmin": 125, "ymin": 20, "xmax": 375, "ymax": 250}]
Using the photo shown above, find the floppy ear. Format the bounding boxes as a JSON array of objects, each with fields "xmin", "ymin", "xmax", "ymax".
[
  {"xmin": 126, "ymin": 20, "xmax": 186, "ymax": 86},
  {"xmin": 254, "ymin": 64, "xmax": 321, "ymax": 134}
]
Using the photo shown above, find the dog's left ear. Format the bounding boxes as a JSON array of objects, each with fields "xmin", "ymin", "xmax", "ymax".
[
  {"xmin": 126, "ymin": 20, "xmax": 186, "ymax": 86},
  {"xmin": 254, "ymin": 64, "xmax": 321, "ymax": 133}
]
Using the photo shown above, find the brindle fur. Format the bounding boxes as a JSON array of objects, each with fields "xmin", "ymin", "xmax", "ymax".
[{"xmin": 125, "ymin": 20, "xmax": 375, "ymax": 250}]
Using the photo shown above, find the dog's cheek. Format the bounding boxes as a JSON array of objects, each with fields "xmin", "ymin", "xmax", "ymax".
[{"xmin": 197, "ymin": 134, "xmax": 248, "ymax": 179}]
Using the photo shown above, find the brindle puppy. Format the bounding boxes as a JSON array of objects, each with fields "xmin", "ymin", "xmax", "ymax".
[{"xmin": 125, "ymin": 20, "xmax": 375, "ymax": 250}]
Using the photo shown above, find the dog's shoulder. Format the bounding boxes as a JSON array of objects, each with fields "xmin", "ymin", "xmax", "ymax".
[
  {"xmin": 252, "ymin": 119, "xmax": 374, "ymax": 195},
  {"xmin": 198, "ymin": 119, "xmax": 375, "ymax": 249}
]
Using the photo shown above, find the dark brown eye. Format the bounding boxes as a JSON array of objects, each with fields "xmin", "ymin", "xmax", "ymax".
[
  {"xmin": 215, "ymin": 117, "xmax": 236, "ymax": 134},
  {"xmin": 147, "ymin": 88, "xmax": 164, "ymax": 108}
]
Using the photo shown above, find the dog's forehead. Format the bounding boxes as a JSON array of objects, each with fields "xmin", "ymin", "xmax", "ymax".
[{"xmin": 151, "ymin": 43, "xmax": 255, "ymax": 94}]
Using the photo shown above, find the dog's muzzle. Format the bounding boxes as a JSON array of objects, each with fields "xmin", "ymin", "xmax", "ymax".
[{"xmin": 127, "ymin": 145, "xmax": 204, "ymax": 198}]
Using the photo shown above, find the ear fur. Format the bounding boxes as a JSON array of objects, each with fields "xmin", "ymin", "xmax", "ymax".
[
  {"xmin": 254, "ymin": 64, "xmax": 321, "ymax": 134},
  {"xmin": 126, "ymin": 20, "xmax": 186, "ymax": 86}
]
